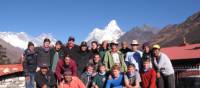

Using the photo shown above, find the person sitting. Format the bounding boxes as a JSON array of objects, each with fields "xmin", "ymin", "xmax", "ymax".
[
  {"xmin": 140, "ymin": 58, "xmax": 156, "ymax": 88},
  {"xmin": 81, "ymin": 64, "xmax": 96, "ymax": 88},
  {"xmin": 124, "ymin": 64, "xmax": 141, "ymax": 88},
  {"xmin": 55, "ymin": 54, "xmax": 77, "ymax": 82},
  {"xmin": 105, "ymin": 64, "xmax": 124, "ymax": 88},
  {"xmin": 59, "ymin": 70, "xmax": 86, "ymax": 88},
  {"xmin": 91, "ymin": 64, "xmax": 108, "ymax": 88},
  {"xmin": 35, "ymin": 63, "xmax": 56, "ymax": 88},
  {"xmin": 89, "ymin": 53, "xmax": 103, "ymax": 72}
]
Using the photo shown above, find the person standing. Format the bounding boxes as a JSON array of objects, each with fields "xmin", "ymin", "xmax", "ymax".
[
  {"xmin": 103, "ymin": 40, "xmax": 127, "ymax": 72},
  {"xmin": 99, "ymin": 40, "xmax": 110, "ymax": 59},
  {"xmin": 152, "ymin": 44, "xmax": 175, "ymax": 88},
  {"xmin": 90, "ymin": 41, "xmax": 99, "ymax": 55},
  {"xmin": 64, "ymin": 36, "xmax": 79, "ymax": 62},
  {"xmin": 50, "ymin": 40, "xmax": 65, "ymax": 72},
  {"xmin": 35, "ymin": 63, "xmax": 56, "ymax": 88},
  {"xmin": 23, "ymin": 42, "xmax": 37, "ymax": 88},
  {"xmin": 119, "ymin": 41, "xmax": 131, "ymax": 58},
  {"xmin": 77, "ymin": 41, "xmax": 92, "ymax": 76},
  {"xmin": 35, "ymin": 38, "xmax": 52, "ymax": 70},
  {"xmin": 141, "ymin": 42, "xmax": 153, "ymax": 68},
  {"xmin": 125, "ymin": 40, "xmax": 142, "ymax": 71}
]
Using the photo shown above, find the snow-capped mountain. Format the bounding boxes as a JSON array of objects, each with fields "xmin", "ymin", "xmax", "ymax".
[
  {"xmin": 85, "ymin": 20, "xmax": 124, "ymax": 44},
  {"xmin": 0, "ymin": 32, "xmax": 57, "ymax": 49}
]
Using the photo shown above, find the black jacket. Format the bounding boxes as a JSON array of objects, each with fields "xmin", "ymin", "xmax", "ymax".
[
  {"xmin": 120, "ymin": 48, "xmax": 131, "ymax": 57},
  {"xmin": 64, "ymin": 44, "xmax": 79, "ymax": 61},
  {"xmin": 76, "ymin": 50, "xmax": 92, "ymax": 76},
  {"xmin": 35, "ymin": 47, "xmax": 51, "ymax": 67},
  {"xmin": 23, "ymin": 49, "xmax": 37, "ymax": 76},
  {"xmin": 35, "ymin": 70, "xmax": 56, "ymax": 88}
]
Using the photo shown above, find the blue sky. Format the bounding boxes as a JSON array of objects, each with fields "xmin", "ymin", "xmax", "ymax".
[{"xmin": 0, "ymin": 0, "xmax": 200, "ymax": 43}]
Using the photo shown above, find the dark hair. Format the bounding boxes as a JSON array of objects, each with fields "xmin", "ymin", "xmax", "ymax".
[
  {"xmin": 68, "ymin": 36, "xmax": 75, "ymax": 41},
  {"xmin": 64, "ymin": 53, "xmax": 71, "ymax": 59},
  {"xmin": 142, "ymin": 58, "xmax": 151, "ymax": 63},
  {"xmin": 63, "ymin": 70, "xmax": 72, "ymax": 76},
  {"xmin": 142, "ymin": 42, "xmax": 150, "ymax": 49},
  {"xmin": 83, "ymin": 64, "xmax": 94, "ymax": 72},
  {"xmin": 43, "ymin": 38, "xmax": 51, "ymax": 43},
  {"xmin": 127, "ymin": 63, "xmax": 136, "ymax": 68},
  {"xmin": 142, "ymin": 55, "xmax": 151, "ymax": 64},
  {"xmin": 27, "ymin": 41, "xmax": 34, "ymax": 48},
  {"xmin": 56, "ymin": 40, "xmax": 63, "ymax": 45},
  {"xmin": 101, "ymin": 41, "xmax": 109, "ymax": 49},
  {"xmin": 92, "ymin": 52, "xmax": 100, "ymax": 58},
  {"xmin": 91, "ymin": 41, "xmax": 98, "ymax": 45}
]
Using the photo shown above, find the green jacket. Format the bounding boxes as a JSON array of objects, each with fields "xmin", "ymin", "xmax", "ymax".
[{"xmin": 103, "ymin": 50, "xmax": 127, "ymax": 72}]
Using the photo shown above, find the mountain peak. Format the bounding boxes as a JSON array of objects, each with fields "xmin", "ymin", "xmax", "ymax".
[
  {"xmin": 0, "ymin": 32, "xmax": 57, "ymax": 49},
  {"xmin": 106, "ymin": 20, "xmax": 121, "ymax": 31},
  {"xmin": 85, "ymin": 20, "xmax": 124, "ymax": 43},
  {"xmin": 107, "ymin": 20, "xmax": 118, "ymax": 27}
]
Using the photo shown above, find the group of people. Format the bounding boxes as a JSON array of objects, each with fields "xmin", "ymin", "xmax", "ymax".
[{"xmin": 22, "ymin": 36, "xmax": 175, "ymax": 88}]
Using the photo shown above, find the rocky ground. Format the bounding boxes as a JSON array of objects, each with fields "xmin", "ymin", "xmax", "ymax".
[{"xmin": 0, "ymin": 76, "xmax": 25, "ymax": 88}]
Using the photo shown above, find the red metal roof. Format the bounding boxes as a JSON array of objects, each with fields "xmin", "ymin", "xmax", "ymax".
[
  {"xmin": 0, "ymin": 64, "xmax": 23, "ymax": 76},
  {"xmin": 161, "ymin": 43, "xmax": 200, "ymax": 60}
]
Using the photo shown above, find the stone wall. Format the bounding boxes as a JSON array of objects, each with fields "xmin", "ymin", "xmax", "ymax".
[
  {"xmin": 0, "ymin": 76, "xmax": 25, "ymax": 88},
  {"xmin": 0, "ymin": 72, "xmax": 25, "ymax": 88}
]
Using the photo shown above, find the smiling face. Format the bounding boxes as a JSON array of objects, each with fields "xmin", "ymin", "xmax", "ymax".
[
  {"xmin": 121, "ymin": 42, "xmax": 128, "ymax": 49},
  {"xmin": 86, "ymin": 66, "xmax": 94, "ymax": 74},
  {"xmin": 64, "ymin": 75, "xmax": 72, "ymax": 82},
  {"xmin": 81, "ymin": 46, "xmax": 87, "ymax": 51},
  {"xmin": 68, "ymin": 40, "xmax": 74, "ymax": 47},
  {"xmin": 131, "ymin": 44, "xmax": 138, "ymax": 51},
  {"xmin": 102, "ymin": 41, "xmax": 108, "ymax": 49},
  {"xmin": 143, "ymin": 61, "xmax": 150, "ymax": 69},
  {"xmin": 143, "ymin": 46, "xmax": 150, "ymax": 53},
  {"xmin": 41, "ymin": 67, "xmax": 48, "ymax": 75},
  {"xmin": 55, "ymin": 44, "xmax": 61, "ymax": 50},
  {"xmin": 64, "ymin": 57, "xmax": 70, "ymax": 65},
  {"xmin": 92, "ymin": 43, "xmax": 98, "ymax": 50},
  {"xmin": 93, "ymin": 54, "xmax": 101, "ymax": 63},
  {"xmin": 29, "ymin": 45, "xmax": 35, "ymax": 51},
  {"xmin": 153, "ymin": 48, "xmax": 160, "ymax": 57},
  {"xmin": 44, "ymin": 42, "xmax": 50, "ymax": 48},
  {"xmin": 111, "ymin": 44, "xmax": 118, "ymax": 52},
  {"xmin": 127, "ymin": 66, "xmax": 136, "ymax": 74},
  {"xmin": 112, "ymin": 69, "xmax": 120, "ymax": 78}
]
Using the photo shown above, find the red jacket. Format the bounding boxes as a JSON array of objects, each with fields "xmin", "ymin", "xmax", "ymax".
[
  {"xmin": 140, "ymin": 69, "xmax": 157, "ymax": 88},
  {"xmin": 55, "ymin": 59, "xmax": 77, "ymax": 81}
]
